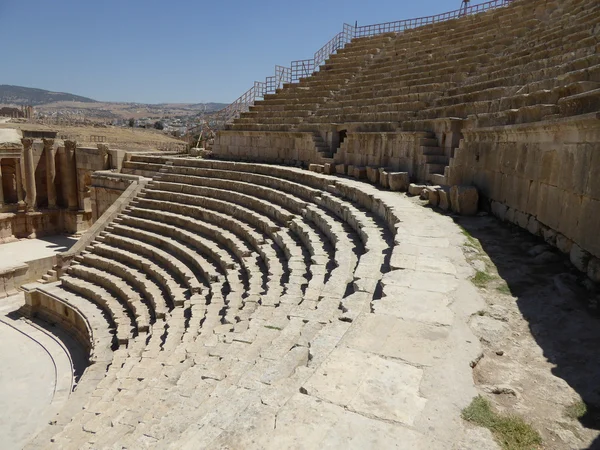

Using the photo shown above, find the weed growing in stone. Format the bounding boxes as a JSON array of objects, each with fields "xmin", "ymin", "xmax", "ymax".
[
  {"xmin": 472, "ymin": 270, "xmax": 494, "ymax": 287},
  {"xmin": 565, "ymin": 400, "xmax": 587, "ymax": 420},
  {"xmin": 496, "ymin": 283, "xmax": 512, "ymax": 295},
  {"xmin": 462, "ymin": 396, "xmax": 542, "ymax": 450}
]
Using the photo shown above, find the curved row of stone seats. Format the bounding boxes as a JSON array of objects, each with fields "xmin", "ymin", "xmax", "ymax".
[
  {"xmin": 130, "ymin": 194, "xmax": 288, "ymax": 298},
  {"xmin": 28, "ymin": 157, "xmax": 413, "ymax": 449},
  {"xmin": 227, "ymin": 0, "xmax": 598, "ymax": 135},
  {"xmin": 67, "ymin": 262, "xmax": 151, "ymax": 333},
  {"xmin": 27, "ymin": 281, "xmax": 115, "ymax": 360},
  {"xmin": 75, "ymin": 251, "xmax": 168, "ymax": 320},
  {"xmin": 60, "ymin": 274, "xmax": 134, "ymax": 346},
  {"xmin": 156, "ymin": 162, "xmax": 372, "ymax": 264},
  {"xmin": 140, "ymin": 181, "xmax": 334, "ymax": 304},
  {"xmin": 156, "ymin": 159, "xmax": 394, "ymax": 305},
  {"xmin": 99, "ymin": 229, "xmax": 204, "ymax": 295},
  {"xmin": 234, "ymin": 5, "xmax": 516, "ymax": 131},
  {"xmin": 124, "ymin": 198, "xmax": 267, "ymax": 303},
  {"xmin": 137, "ymin": 179, "xmax": 332, "ymax": 305},
  {"xmin": 228, "ymin": 33, "xmax": 397, "ymax": 131},
  {"xmin": 117, "ymin": 204, "xmax": 272, "ymax": 316},
  {"xmin": 90, "ymin": 241, "xmax": 186, "ymax": 308},
  {"xmin": 308, "ymin": 3, "xmax": 561, "ymax": 128}
]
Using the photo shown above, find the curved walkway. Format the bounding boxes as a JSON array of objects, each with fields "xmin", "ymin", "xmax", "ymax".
[{"xmin": 0, "ymin": 294, "xmax": 76, "ymax": 450}]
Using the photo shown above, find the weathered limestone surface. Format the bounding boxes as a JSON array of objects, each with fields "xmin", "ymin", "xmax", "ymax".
[
  {"xmin": 450, "ymin": 185, "xmax": 479, "ymax": 216},
  {"xmin": 211, "ymin": 0, "xmax": 600, "ymax": 280},
  {"xmin": 451, "ymin": 115, "xmax": 600, "ymax": 269},
  {"xmin": 21, "ymin": 157, "xmax": 490, "ymax": 449}
]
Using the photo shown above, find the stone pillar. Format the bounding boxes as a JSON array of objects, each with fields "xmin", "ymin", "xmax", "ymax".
[
  {"xmin": 64, "ymin": 140, "xmax": 79, "ymax": 210},
  {"xmin": 44, "ymin": 139, "xmax": 57, "ymax": 208},
  {"xmin": 15, "ymin": 158, "xmax": 25, "ymax": 210},
  {"xmin": 22, "ymin": 138, "xmax": 36, "ymax": 211}
]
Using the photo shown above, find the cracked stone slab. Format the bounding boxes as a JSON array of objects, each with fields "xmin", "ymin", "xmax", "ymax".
[
  {"xmin": 257, "ymin": 393, "xmax": 442, "ymax": 449},
  {"xmin": 340, "ymin": 313, "xmax": 450, "ymax": 367},
  {"xmin": 374, "ymin": 285, "xmax": 454, "ymax": 326},
  {"xmin": 382, "ymin": 269, "xmax": 459, "ymax": 293},
  {"xmin": 302, "ymin": 346, "xmax": 427, "ymax": 426}
]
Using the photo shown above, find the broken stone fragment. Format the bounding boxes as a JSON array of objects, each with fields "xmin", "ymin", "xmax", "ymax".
[
  {"xmin": 378, "ymin": 168, "xmax": 389, "ymax": 188},
  {"xmin": 407, "ymin": 182, "xmax": 425, "ymax": 196},
  {"xmin": 438, "ymin": 187, "xmax": 451, "ymax": 211},
  {"xmin": 428, "ymin": 187, "xmax": 440, "ymax": 207}
]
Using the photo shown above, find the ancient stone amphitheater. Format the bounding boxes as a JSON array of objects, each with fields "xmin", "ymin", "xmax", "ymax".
[{"xmin": 12, "ymin": 0, "xmax": 600, "ymax": 448}]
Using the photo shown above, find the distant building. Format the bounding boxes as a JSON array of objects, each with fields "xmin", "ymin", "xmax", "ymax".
[{"xmin": 0, "ymin": 106, "xmax": 33, "ymax": 119}]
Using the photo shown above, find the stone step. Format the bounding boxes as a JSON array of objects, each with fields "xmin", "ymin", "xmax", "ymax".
[
  {"xmin": 79, "ymin": 252, "xmax": 169, "ymax": 320},
  {"xmin": 67, "ymin": 264, "xmax": 151, "ymax": 333},
  {"xmin": 61, "ymin": 275, "xmax": 133, "ymax": 345},
  {"xmin": 91, "ymin": 241, "xmax": 186, "ymax": 308}
]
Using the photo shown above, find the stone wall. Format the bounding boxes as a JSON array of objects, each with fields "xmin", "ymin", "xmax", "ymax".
[
  {"xmin": 333, "ymin": 132, "xmax": 428, "ymax": 179},
  {"xmin": 90, "ymin": 171, "xmax": 141, "ymax": 222},
  {"xmin": 447, "ymin": 114, "xmax": 600, "ymax": 278},
  {"xmin": 213, "ymin": 131, "xmax": 325, "ymax": 165},
  {"xmin": 22, "ymin": 285, "xmax": 92, "ymax": 353}
]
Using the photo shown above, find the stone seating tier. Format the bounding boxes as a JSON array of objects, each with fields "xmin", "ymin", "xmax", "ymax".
[
  {"xmin": 27, "ymin": 155, "xmax": 426, "ymax": 448},
  {"xmin": 225, "ymin": 0, "xmax": 599, "ymax": 134}
]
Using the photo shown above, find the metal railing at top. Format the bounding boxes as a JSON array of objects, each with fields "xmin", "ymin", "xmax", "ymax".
[{"xmin": 217, "ymin": 0, "xmax": 513, "ymax": 123}]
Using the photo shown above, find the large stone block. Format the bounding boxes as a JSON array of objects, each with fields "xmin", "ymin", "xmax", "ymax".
[
  {"xmin": 335, "ymin": 164, "xmax": 347, "ymax": 175},
  {"xmin": 438, "ymin": 188, "xmax": 451, "ymax": 211},
  {"xmin": 389, "ymin": 173, "xmax": 410, "ymax": 192},
  {"xmin": 527, "ymin": 216, "xmax": 540, "ymax": 236},
  {"xmin": 450, "ymin": 185, "xmax": 479, "ymax": 216},
  {"xmin": 353, "ymin": 166, "xmax": 367, "ymax": 180},
  {"xmin": 491, "ymin": 201, "xmax": 508, "ymax": 221},
  {"xmin": 541, "ymin": 225, "xmax": 557, "ymax": 246},
  {"xmin": 408, "ymin": 183, "xmax": 426, "ymax": 196},
  {"xmin": 570, "ymin": 244, "xmax": 591, "ymax": 273},
  {"xmin": 587, "ymin": 257, "xmax": 600, "ymax": 283},
  {"xmin": 556, "ymin": 234, "xmax": 573, "ymax": 254},
  {"xmin": 514, "ymin": 211, "xmax": 529, "ymax": 229},
  {"xmin": 379, "ymin": 168, "xmax": 389, "ymax": 188},
  {"xmin": 366, "ymin": 166, "xmax": 379, "ymax": 184},
  {"xmin": 427, "ymin": 187, "xmax": 440, "ymax": 207}
]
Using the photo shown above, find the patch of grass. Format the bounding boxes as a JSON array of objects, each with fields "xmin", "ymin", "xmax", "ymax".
[
  {"xmin": 264, "ymin": 325, "xmax": 282, "ymax": 331},
  {"xmin": 565, "ymin": 400, "xmax": 587, "ymax": 420},
  {"xmin": 462, "ymin": 396, "xmax": 542, "ymax": 450},
  {"xmin": 460, "ymin": 226, "xmax": 480, "ymax": 248},
  {"xmin": 472, "ymin": 270, "xmax": 495, "ymax": 287},
  {"xmin": 496, "ymin": 283, "xmax": 512, "ymax": 295}
]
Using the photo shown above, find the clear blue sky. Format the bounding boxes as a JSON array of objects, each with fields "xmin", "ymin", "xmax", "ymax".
[{"xmin": 1, "ymin": 0, "xmax": 463, "ymax": 104}]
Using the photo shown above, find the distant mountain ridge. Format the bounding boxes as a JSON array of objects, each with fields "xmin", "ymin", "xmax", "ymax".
[
  {"xmin": 0, "ymin": 85, "xmax": 97, "ymax": 105},
  {"xmin": 0, "ymin": 85, "xmax": 227, "ymax": 111}
]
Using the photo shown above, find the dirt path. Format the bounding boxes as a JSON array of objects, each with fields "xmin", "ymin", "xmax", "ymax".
[{"xmin": 442, "ymin": 206, "xmax": 600, "ymax": 449}]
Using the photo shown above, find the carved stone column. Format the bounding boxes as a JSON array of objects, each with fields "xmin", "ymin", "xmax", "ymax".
[
  {"xmin": 64, "ymin": 140, "xmax": 79, "ymax": 210},
  {"xmin": 15, "ymin": 158, "xmax": 25, "ymax": 210},
  {"xmin": 44, "ymin": 139, "xmax": 57, "ymax": 208},
  {"xmin": 22, "ymin": 138, "xmax": 36, "ymax": 211},
  {"xmin": 0, "ymin": 158, "xmax": 4, "ymax": 209}
]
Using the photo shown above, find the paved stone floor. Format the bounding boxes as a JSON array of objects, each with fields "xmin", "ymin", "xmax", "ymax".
[
  {"xmin": 0, "ymin": 294, "xmax": 76, "ymax": 450},
  {"xmin": 0, "ymin": 235, "xmax": 77, "ymax": 272}
]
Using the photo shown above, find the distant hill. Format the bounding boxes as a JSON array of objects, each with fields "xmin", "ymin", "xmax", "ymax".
[
  {"xmin": 188, "ymin": 102, "xmax": 228, "ymax": 112},
  {"xmin": 0, "ymin": 85, "xmax": 228, "ymax": 113},
  {"xmin": 0, "ymin": 85, "xmax": 97, "ymax": 106}
]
